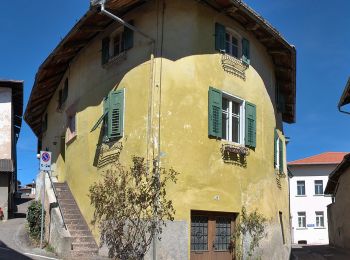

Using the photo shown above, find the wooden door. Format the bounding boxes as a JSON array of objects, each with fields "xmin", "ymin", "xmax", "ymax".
[{"xmin": 190, "ymin": 211, "xmax": 235, "ymax": 260}]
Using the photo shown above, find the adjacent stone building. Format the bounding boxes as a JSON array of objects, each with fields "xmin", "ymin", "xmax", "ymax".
[
  {"xmin": 0, "ymin": 80, "xmax": 23, "ymax": 220},
  {"xmin": 24, "ymin": 0, "xmax": 296, "ymax": 259}
]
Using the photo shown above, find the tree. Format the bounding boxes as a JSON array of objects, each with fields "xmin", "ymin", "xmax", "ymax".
[{"xmin": 89, "ymin": 149, "xmax": 178, "ymax": 260}]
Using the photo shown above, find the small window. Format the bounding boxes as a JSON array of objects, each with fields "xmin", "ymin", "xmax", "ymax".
[
  {"xmin": 297, "ymin": 181, "xmax": 305, "ymax": 196},
  {"xmin": 222, "ymin": 95, "xmax": 244, "ymax": 144},
  {"xmin": 314, "ymin": 180, "xmax": 323, "ymax": 195},
  {"xmin": 191, "ymin": 216, "xmax": 208, "ymax": 251},
  {"xmin": 315, "ymin": 211, "xmax": 324, "ymax": 227},
  {"xmin": 215, "ymin": 23, "xmax": 250, "ymax": 64},
  {"xmin": 42, "ymin": 114, "xmax": 48, "ymax": 133},
  {"xmin": 58, "ymin": 78, "xmax": 68, "ymax": 110},
  {"xmin": 225, "ymin": 31, "xmax": 239, "ymax": 58},
  {"xmin": 215, "ymin": 217, "xmax": 231, "ymax": 251},
  {"xmin": 66, "ymin": 114, "xmax": 76, "ymax": 143},
  {"xmin": 101, "ymin": 21, "xmax": 134, "ymax": 65},
  {"xmin": 298, "ymin": 212, "xmax": 306, "ymax": 228},
  {"xmin": 112, "ymin": 31, "xmax": 124, "ymax": 57}
]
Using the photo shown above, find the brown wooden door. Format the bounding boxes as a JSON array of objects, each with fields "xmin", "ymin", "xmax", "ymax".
[{"xmin": 190, "ymin": 211, "xmax": 235, "ymax": 260}]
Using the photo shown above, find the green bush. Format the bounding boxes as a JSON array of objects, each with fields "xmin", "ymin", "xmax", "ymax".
[{"xmin": 27, "ymin": 201, "xmax": 45, "ymax": 240}]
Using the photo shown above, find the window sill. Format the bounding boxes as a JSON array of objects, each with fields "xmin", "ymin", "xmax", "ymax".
[
  {"xmin": 313, "ymin": 194, "xmax": 324, "ymax": 196},
  {"xmin": 103, "ymin": 52, "xmax": 127, "ymax": 68},
  {"xmin": 296, "ymin": 228, "xmax": 307, "ymax": 230},
  {"xmin": 314, "ymin": 227, "xmax": 326, "ymax": 229},
  {"xmin": 295, "ymin": 195, "xmax": 306, "ymax": 197}
]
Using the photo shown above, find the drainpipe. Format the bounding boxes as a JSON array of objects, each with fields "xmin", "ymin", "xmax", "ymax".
[{"xmin": 92, "ymin": 1, "xmax": 159, "ymax": 259}]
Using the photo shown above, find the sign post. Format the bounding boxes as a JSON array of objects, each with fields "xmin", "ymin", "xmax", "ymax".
[{"xmin": 39, "ymin": 151, "xmax": 51, "ymax": 249}]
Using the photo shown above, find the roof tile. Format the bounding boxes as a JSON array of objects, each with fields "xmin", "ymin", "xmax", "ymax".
[{"xmin": 288, "ymin": 152, "xmax": 348, "ymax": 165}]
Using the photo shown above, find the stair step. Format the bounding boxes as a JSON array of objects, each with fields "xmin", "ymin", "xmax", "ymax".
[
  {"xmin": 72, "ymin": 236, "xmax": 96, "ymax": 243},
  {"xmin": 67, "ymin": 224, "xmax": 90, "ymax": 231},
  {"xmin": 60, "ymin": 204, "xmax": 80, "ymax": 211},
  {"xmin": 72, "ymin": 242, "xmax": 98, "ymax": 251},
  {"xmin": 61, "ymin": 206, "xmax": 81, "ymax": 215},
  {"xmin": 70, "ymin": 230, "xmax": 93, "ymax": 237},
  {"xmin": 65, "ymin": 219, "xmax": 86, "ymax": 225}
]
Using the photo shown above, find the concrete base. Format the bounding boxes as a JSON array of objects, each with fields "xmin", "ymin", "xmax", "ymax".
[{"xmin": 36, "ymin": 172, "xmax": 72, "ymax": 257}]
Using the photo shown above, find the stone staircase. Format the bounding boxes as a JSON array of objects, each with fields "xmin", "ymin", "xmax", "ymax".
[{"xmin": 53, "ymin": 182, "xmax": 99, "ymax": 258}]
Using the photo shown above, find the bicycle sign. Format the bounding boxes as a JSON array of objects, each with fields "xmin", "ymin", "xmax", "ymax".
[{"xmin": 40, "ymin": 151, "xmax": 52, "ymax": 171}]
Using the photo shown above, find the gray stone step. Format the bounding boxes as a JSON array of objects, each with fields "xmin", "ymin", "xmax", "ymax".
[
  {"xmin": 53, "ymin": 182, "xmax": 98, "ymax": 257},
  {"xmin": 72, "ymin": 235, "xmax": 96, "ymax": 243}
]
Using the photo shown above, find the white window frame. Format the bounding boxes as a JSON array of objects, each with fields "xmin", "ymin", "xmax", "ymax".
[
  {"xmin": 221, "ymin": 91, "xmax": 245, "ymax": 145},
  {"xmin": 314, "ymin": 180, "xmax": 324, "ymax": 195},
  {"xmin": 315, "ymin": 211, "xmax": 324, "ymax": 228},
  {"xmin": 225, "ymin": 29, "xmax": 241, "ymax": 59},
  {"xmin": 275, "ymin": 137, "xmax": 280, "ymax": 170},
  {"xmin": 297, "ymin": 212, "xmax": 306, "ymax": 228},
  {"xmin": 297, "ymin": 180, "xmax": 306, "ymax": 196},
  {"xmin": 110, "ymin": 28, "xmax": 124, "ymax": 58}
]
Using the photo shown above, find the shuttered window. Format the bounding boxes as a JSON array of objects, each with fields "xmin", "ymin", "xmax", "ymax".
[
  {"xmin": 215, "ymin": 23, "xmax": 251, "ymax": 65},
  {"xmin": 101, "ymin": 37, "xmax": 110, "ymax": 65},
  {"xmin": 209, "ymin": 87, "xmax": 256, "ymax": 148},
  {"xmin": 215, "ymin": 23, "xmax": 226, "ymax": 52},
  {"xmin": 108, "ymin": 90, "xmax": 124, "ymax": 139},
  {"xmin": 245, "ymin": 102, "xmax": 256, "ymax": 148},
  {"xmin": 90, "ymin": 89, "xmax": 125, "ymax": 141},
  {"xmin": 101, "ymin": 21, "xmax": 134, "ymax": 65},
  {"xmin": 274, "ymin": 129, "xmax": 285, "ymax": 174},
  {"xmin": 208, "ymin": 87, "xmax": 222, "ymax": 138},
  {"xmin": 242, "ymin": 38, "xmax": 250, "ymax": 65}
]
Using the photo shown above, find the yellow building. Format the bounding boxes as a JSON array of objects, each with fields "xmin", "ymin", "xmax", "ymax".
[{"xmin": 25, "ymin": 0, "xmax": 296, "ymax": 259}]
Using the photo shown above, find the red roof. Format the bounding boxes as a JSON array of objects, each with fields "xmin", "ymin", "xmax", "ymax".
[{"xmin": 288, "ymin": 152, "xmax": 349, "ymax": 165}]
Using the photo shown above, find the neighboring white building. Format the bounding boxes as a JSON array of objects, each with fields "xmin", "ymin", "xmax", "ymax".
[{"xmin": 288, "ymin": 152, "xmax": 347, "ymax": 245}]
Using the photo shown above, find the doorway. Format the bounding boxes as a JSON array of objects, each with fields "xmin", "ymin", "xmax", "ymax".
[{"xmin": 190, "ymin": 211, "xmax": 236, "ymax": 260}]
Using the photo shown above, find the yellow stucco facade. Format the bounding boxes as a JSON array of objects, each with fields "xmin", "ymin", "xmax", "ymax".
[{"xmin": 36, "ymin": 0, "xmax": 293, "ymax": 258}]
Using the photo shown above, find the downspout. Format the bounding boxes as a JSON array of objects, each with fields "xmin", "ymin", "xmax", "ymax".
[{"xmin": 93, "ymin": 1, "xmax": 159, "ymax": 259}]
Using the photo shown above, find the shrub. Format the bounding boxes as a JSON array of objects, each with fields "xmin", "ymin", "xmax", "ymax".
[
  {"xmin": 89, "ymin": 153, "xmax": 178, "ymax": 260},
  {"xmin": 27, "ymin": 200, "xmax": 45, "ymax": 240}
]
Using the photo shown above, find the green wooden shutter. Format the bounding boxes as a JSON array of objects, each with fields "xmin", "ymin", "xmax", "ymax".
[
  {"xmin": 242, "ymin": 38, "xmax": 250, "ymax": 65},
  {"xmin": 101, "ymin": 37, "xmax": 110, "ymax": 65},
  {"xmin": 279, "ymin": 138, "xmax": 284, "ymax": 173},
  {"xmin": 123, "ymin": 21, "xmax": 134, "ymax": 50},
  {"xmin": 208, "ymin": 87, "xmax": 222, "ymax": 138},
  {"xmin": 245, "ymin": 102, "xmax": 256, "ymax": 147},
  {"xmin": 274, "ymin": 129, "xmax": 278, "ymax": 168},
  {"xmin": 215, "ymin": 23, "xmax": 226, "ymax": 51},
  {"xmin": 108, "ymin": 89, "xmax": 124, "ymax": 139}
]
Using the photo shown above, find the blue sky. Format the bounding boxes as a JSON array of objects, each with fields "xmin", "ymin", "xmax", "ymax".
[{"xmin": 1, "ymin": 1, "xmax": 350, "ymax": 184}]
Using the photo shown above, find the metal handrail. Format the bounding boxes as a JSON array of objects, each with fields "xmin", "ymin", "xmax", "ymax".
[{"xmin": 46, "ymin": 171, "xmax": 67, "ymax": 230}]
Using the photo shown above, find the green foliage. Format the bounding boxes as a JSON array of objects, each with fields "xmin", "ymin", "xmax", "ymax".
[
  {"xmin": 27, "ymin": 200, "xmax": 44, "ymax": 240},
  {"xmin": 232, "ymin": 207, "xmax": 267, "ymax": 260},
  {"xmin": 89, "ymin": 147, "xmax": 179, "ymax": 260}
]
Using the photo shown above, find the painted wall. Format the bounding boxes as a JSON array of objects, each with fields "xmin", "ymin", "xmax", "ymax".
[
  {"xmin": 40, "ymin": 0, "xmax": 291, "ymax": 258},
  {"xmin": 0, "ymin": 87, "xmax": 12, "ymax": 159},
  {"xmin": 289, "ymin": 164, "xmax": 334, "ymax": 245},
  {"xmin": 328, "ymin": 168, "xmax": 350, "ymax": 248}
]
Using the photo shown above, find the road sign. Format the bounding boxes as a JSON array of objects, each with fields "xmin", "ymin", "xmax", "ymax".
[{"xmin": 40, "ymin": 151, "xmax": 52, "ymax": 171}]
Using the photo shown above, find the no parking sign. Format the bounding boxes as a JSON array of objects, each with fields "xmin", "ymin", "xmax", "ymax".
[{"xmin": 40, "ymin": 151, "xmax": 52, "ymax": 171}]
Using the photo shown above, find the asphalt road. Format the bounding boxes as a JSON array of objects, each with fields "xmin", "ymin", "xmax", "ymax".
[
  {"xmin": 292, "ymin": 244, "xmax": 350, "ymax": 260},
  {"xmin": 0, "ymin": 197, "xmax": 59, "ymax": 260}
]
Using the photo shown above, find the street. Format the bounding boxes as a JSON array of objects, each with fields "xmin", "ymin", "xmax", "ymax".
[
  {"xmin": 291, "ymin": 244, "xmax": 350, "ymax": 260},
  {"xmin": 0, "ymin": 197, "xmax": 59, "ymax": 260}
]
